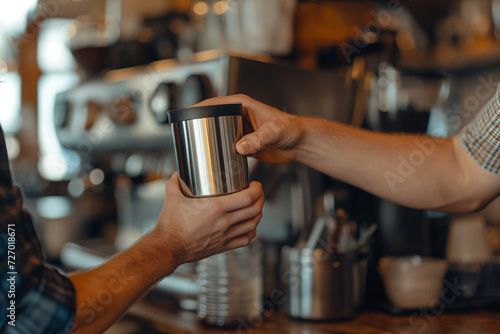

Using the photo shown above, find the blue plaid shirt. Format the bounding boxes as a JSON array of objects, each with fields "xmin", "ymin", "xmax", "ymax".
[{"xmin": 0, "ymin": 125, "xmax": 75, "ymax": 333}]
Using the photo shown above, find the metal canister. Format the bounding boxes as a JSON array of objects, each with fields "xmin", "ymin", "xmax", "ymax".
[
  {"xmin": 281, "ymin": 247, "xmax": 368, "ymax": 320},
  {"xmin": 168, "ymin": 104, "xmax": 249, "ymax": 197}
]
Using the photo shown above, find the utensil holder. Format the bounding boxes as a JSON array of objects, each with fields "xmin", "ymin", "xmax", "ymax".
[{"xmin": 281, "ymin": 247, "xmax": 369, "ymax": 320}]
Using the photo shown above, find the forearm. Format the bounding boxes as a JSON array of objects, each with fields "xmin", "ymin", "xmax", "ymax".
[
  {"xmin": 296, "ymin": 118, "xmax": 486, "ymax": 213},
  {"xmin": 68, "ymin": 230, "xmax": 178, "ymax": 333},
  {"xmin": 194, "ymin": 94, "xmax": 500, "ymax": 212}
]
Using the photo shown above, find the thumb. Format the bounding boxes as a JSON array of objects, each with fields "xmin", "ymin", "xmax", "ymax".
[
  {"xmin": 164, "ymin": 171, "xmax": 182, "ymax": 196},
  {"xmin": 236, "ymin": 123, "xmax": 278, "ymax": 155}
]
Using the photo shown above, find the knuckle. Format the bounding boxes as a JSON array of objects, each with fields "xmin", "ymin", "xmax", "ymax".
[
  {"xmin": 208, "ymin": 202, "xmax": 225, "ymax": 217},
  {"xmin": 241, "ymin": 193, "xmax": 254, "ymax": 207},
  {"xmin": 251, "ymin": 203, "xmax": 262, "ymax": 217},
  {"xmin": 252, "ymin": 181, "xmax": 263, "ymax": 193},
  {"xmin": 257, "ymin": 195, "xmax": 265, "ymax": 208},
  {"xmin": 267, "ymin": 116, "xmax": 284, "ymax": 133},
  {"xmin": 233, "ymin": 94, "xmax": 250, "ymax": 101},
  {"xmin": 272, "ymin": 118, "xmax": 286, "ymax": 132},
  {"xmin": 259, "ymin": 126, "xmax": 279, "ymax": 145},
  {"xmin": 252, "ymin": 214, "xmax": 262, "ymax": 229},
  {"xmin": 215, "ymin": 218, "xmax": 227, "ymax": 232},
  {"xmin": 246, "ymin": 231, "xmax": 257, "ymax": 245},
  {"xmin": 252, "ymin": 135, "xmax": 264, "ymax": 149},
  {"xmin": 256, "ymin": 211, "xmax": 263, "ymax": 222},
  {"xmin": 252, "ymin": 219, "xmax": 260, "ymax": 230}
]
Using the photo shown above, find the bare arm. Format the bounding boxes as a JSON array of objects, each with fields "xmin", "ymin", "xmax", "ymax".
[
  {"xmin": 296, "ymin": 118, "xmax": 500, "ymax": 213},
  {"xmin": 69, "ymin": 174, "xmax": 264, "ymax": 333},
  {"xmin": 68, "ymin": 231, "xmax": 176, "ymax": 333},
  {"xmin": 195, "ymin": 95, "xmax": 500, "ymax": 213}
]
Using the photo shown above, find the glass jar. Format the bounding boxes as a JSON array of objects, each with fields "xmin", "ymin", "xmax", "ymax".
[{"xmin": 196, "ymin": 242, "xmax": 263, "ymax": 327}]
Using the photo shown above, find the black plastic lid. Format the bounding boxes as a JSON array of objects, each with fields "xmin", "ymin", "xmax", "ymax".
[{"xmin": 167, "ymin": 104, "xmax": 243, "ymax": 123}]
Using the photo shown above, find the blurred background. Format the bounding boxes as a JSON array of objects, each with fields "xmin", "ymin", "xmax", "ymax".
[{"xmin": 2, "ymin": 0, "xmax": 500, "ymax": 332}]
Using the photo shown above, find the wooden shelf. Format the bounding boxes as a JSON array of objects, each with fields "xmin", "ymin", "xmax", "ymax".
[{"xmin": 401, "ymin": 39, "xmax": 500, "ymax": 74}]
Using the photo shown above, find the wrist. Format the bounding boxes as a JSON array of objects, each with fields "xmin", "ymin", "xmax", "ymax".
[
  {"xmin": 139, "ymin": 229, "xmax": 182, "ymax": 279},
  {"xmin": 294, "ymin": 116, "xmax": 315, "ymax": 164}
]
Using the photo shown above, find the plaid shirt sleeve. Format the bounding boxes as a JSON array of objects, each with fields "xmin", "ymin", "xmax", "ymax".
[
  {"xmin": 0, "ymin": 125, "xmax": 76, "ymax": 333},
  {"xmin": 459, "ymin": 83, "xmax": 500, "ymax": 174}
]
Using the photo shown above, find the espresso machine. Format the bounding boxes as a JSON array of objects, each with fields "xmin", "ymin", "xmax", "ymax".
[{"xmin": 55, "ymin": 50, "xmax": 356, "ymax": 309}]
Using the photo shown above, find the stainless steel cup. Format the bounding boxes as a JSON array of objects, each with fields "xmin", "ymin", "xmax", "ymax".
[{"xmin": 168, "ymin": 104, "xmax": 249, "ymax": 197}]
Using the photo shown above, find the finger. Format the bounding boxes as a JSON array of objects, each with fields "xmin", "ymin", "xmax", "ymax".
[
  {"xmin": 236, "ymin": 122, "xmax": 280, "ymax": 155},
  {"xmin": 224, "ymin": 213, "xmax": 262, "ymax": 241},
  {"xmin": 218, "ymin": 181, "xmax": 263, "ymax": 212},
  {"xmin": 223, "ymin": 230, "xmax": 258, "ymax": 252},
  {"xmin": 191, "ymin": 94, "xmax": 252, "ymax": 110},
  {"xmin": 192, "ymin": 95, "xmax": 271, "ymax": 125},
  {"xmin": 225, "ymin": 195, "xmax": 264, "ymax": 226},
  {"xmin": 193, "ymin": 95, "xmax": 282, "ymax": 155}
]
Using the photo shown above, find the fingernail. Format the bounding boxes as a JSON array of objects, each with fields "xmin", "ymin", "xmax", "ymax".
[{"xmin": 238, "ymin": 141, "xmax": 251, "ymax": 154}]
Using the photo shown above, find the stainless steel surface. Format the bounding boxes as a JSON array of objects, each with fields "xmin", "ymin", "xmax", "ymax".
[
  {"xmin": 282, "ymin": 247, "xmax": 368, "ymax": 320},
  {"xmin": 54, "ymin": 51, "xmax": 226, "ymax": 153},
  {"xmin": 304, "ymin": 216, "xmax": 331, "ymax": 250},
  {"xmin": 301, "ymin": 191, "xmax": 338, "ymax": 250},
  {"xmin": 171, "ymin": 114, "xmax": 249, "ymax": 197},
  {"xmin": 333, "ymin": 209, "xmax": 347, "ymax": 252},
  {"xmin": 55, "ymin": 51, "xmax": 353, "ymax": 155}
]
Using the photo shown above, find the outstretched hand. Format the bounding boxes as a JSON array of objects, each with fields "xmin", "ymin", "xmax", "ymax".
[
  {"xmin": 154, "ymin": 173, "xmax": 265, "ymax": 265},
  {"xmin": 67, "ymin": 173, "xmax": 264, "ymax": 334},
  {"xmin": 193, "ymin": 95, "xmax": 303, "ymax": 164}
]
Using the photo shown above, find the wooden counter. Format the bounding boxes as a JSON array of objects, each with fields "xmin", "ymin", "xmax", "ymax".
[{"xmin": 127, "ymin": 296, "xmax": 500, "ymax": 334}]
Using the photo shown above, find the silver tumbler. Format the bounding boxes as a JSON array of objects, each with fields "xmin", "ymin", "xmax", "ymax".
[{"xmin": 168, "ymin": 104, "xmax": 249, "ymax": 197}]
